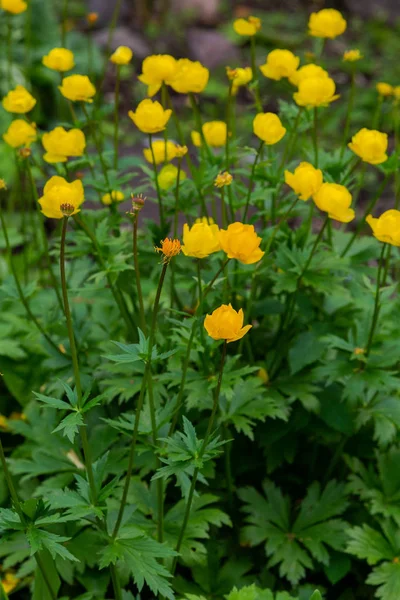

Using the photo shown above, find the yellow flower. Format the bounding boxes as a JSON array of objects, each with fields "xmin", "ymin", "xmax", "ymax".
[
  {"xmin": 143, "ymin": 140, "xmax": 177, "ymax": 164},
  {"xmin": 233, "ymin": 16, "xmax": 261, "ymax": 36},
  {"xmin": 348, "ymin": 128, "xmax": 388, "ymax": 165},
  {"xmin": 157, "ymin": 164, "xmax": 186, "ymax": 190},
  {"xmin": 87, "ymin": 12, "xmax": 98, "ymax": 25},
  {"xmin": 376, "ymin": 82, "xmax": 393, "ymax": 97},
  {"xmin": 42, "ymin": 48, "xmax": 75, "ymax": 72},
  {"xmin": 284, "ymin": 162, "xmax": 323, "ymax": 201},
  {"xmin": 0, "ymin": 415, "xmax": 9, "ymax": 430},
  {"xmin": 42, "ymin": 127, "xmax": 86, "ymax": 163},
  {"xmin": 0, "ymin": 179, "xmax": 7, "ymax": 190},
  {"xmin": 393, "ymin": 86, "xmax": 400, "ymax": 101},
  {"xmin": 168, "ymin": 58, "xmax": 209, "ymax": 94},
  {"xmin": 214, "ymin": 172, "xmax": 233, "ymax": 188},
  {"xmin": 155, "ymin": 238, "xmax": 181, "ymax": 262},
  {"xmin": 2, "ymin": 85, "xmax": 36, "ymax": 114},
  {"xmin": 259, "ymin": 49, "xmax": 300, "ymax": 81},
  {"xmin": 308, "ymin": 9, "xmax": 347, "ymax": 39},
  {"xmin": 0, "ymin": 572, "xmax": 19, "ymax": 594},
  {"xmin": 110, "ymin": 46, "xmax": 133, "ymax": 65},
  {"xmin": 174, "ymin": 144, "xmax": 188, "ymax": 158},
  {"xmin": 3, "ymin": 119, "xmax": 37, "ymax": 148},
  {"xmin": 38, "ymin": 176, "xmax": 84, "ymax": 219},
  {"xmin": 138, "ymin": 54, "xmax": 178, "ymax": 97},
  {"xmin": 219, "ymin": 222, "xmax": 264, "ymax": 264},
  {"xmin": 253, "ymin": 113, "xmax": 286, "ymax": 145},
  {"xmin": 181, "ymin": 221, "xmax": 221, "ymax": 258},
  {"xmin": 293, "ymin": 76, "xmax": 339, "ymax": 107},
  {"xmin": 204, "ymin": 304, "xmax": 252, "ymax": 343},
  {"xmin": 313, "ymin": 183, "xmax": 355, "ymax": 223},
  {"xmin": 0, "ymin": 0, "xmax": 27, "ymax": 13},
  {"xmin": 257, "ymin": 367, "xmax": 269, "ymax": 384},
  {"xmin": 366, "ymin": 210, "xmax": 400, "ymax": 246},
  {"xmin": 289, "ymin": 64, "xmax": 329, "ymax": 87},
  {"xmin": 226, "ymin": 66, "xmax": 252, "ymax": 94},
  {"xmin": 191, "ymin": 121, "xmax": 227, "ymax": 148},
  {"xmin": 102, "ymin": 190, "xmax": 124, "ymax": 205},
  {"xmin": 343, "ymin": 49, "xmax": 363, "ymax": 62},
  {"xmin": 58, "ymin": 75, "xmax": 96, "ymax": 103},
  {"xmin": 128, "ymin": 99, "xmax": 172, "ymax": 134}
]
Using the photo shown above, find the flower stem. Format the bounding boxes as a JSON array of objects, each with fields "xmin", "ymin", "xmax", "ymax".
[
  {"xmin": 113, "ymin": 66, "xmax": 121, "ymax": 170},
  {"xmin": 189, "ymin": 93, "xmax": 214, "ymax": 163},
  {"xmin": 171, "ymin": 341, "xmax": 227, "ymax": 575},
  {"xmin": 82, "ymin": 103, "xmax": 111, "ymax": 192},
  {"xmin": 365, "ymin": 243, "xmax": 386, "ymax": 357},
  {"xmin": 312, "ymin": 107, "xmax": 319, "ymax": 167},
  {"xmin": 242, "ymin": 141, "xmax": 264, "ymax": 222},
  {"xmin": 264, "ymin": 196, "xmax": 299, "ymax": 254},
  {"xmin": 133, "ymin": 215, "xmax": 147, "ymax": 334},
  {"xmin": 6, "ymin": 16, "xmax": 12, "ymax": 88},
  {"xmin": 250, "ymin": 36, "xmax": 262, "ymax": 112},
  {"xmin": 61, "ymin": 0, "xmax": 68, "ymax": 46},
  {"xmin": 149, "ymin": 133, "xmax": 166, "ymax": 228},
  {"xmin": 340, "ymin": 71, "xmax": 355, "ymax": 160}
]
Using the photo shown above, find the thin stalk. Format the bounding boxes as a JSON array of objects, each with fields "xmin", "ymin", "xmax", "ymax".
[
  {"xmin": 250, "ymin": 36, "xmax": 262, "ymax": 111},
  {"xmin": 340, "ymin": 70, "xmax": 355, "ymax": 160},
  {"xmin": 0, "ymin": 208, "xmax": 63, "ymax": 356},
  {"xmin": 82, "ymin": 103, "xmax": 111, "ymax": 192},
  {"xmin": 87, "ymin": 29, "xmax": 94, "ymax": 80},
  {"xmin": 264, "ymin": 196, "xmax": 299, "ymax": 255},
  {"xmin": 171, "ymin": 342, "xmax": 227, "ymax": 574},
  {"xmin": 365, "ymin": 243, "xmax": 386, "ymax": 357},
  {"xmin": 372, "ymin": 95, "xmax": 383, "ymax": 129},
  {"xmin": 113, "ymin": 65, "xmax": 121, "ymax": 170},
  {"xmin": 225, "ymin": 82, "xmax": 233, "ymax": 171},
  {"xmin": 97, "ymin": 0, "xmax": 123, "ymax": 97},
  {"xmin": 109, "ymin": 564, "xmax": 122, "ymax": 600},
  {"xmin": 242, "ymin": 141, "xmax": 264, "ymax": 222},
  {"xmin": 61, "ymin": 0, "xmax": 68, "ymax": 46},
  {"xmin": 133, "ymin": 215, "xmax": 146, "ymax": 334},
  {"xmin": 161, "ymin": 83, "xmax": 169, "ymax": 163},
  {"xmin": 146, "ymin": 371, "xmax": 164, "ymax": 543},
  {"xmin": 312, "ymin": 107, "xmax": 319, "ymax": 168},
  {"xmin": 298, "ymin": 215, "xmax": 328, "ymax": 280},
  {"xmin": 220, "ymin": 187, "xmax": 228, "ymax": 227},
  {"xmin": 170, "ymin": 159, "xmax": 183, "ymax": 307},
  {"xmin": 189, "ymin": 93, "xmax": 214, "ymax": 163},
  {"xmin": 149, "ymin": 133, "xmax": 166, "ymax": 228},
  {"xmin": 7, "ymin": 16, "xmax": 12, "ymax": 88}
]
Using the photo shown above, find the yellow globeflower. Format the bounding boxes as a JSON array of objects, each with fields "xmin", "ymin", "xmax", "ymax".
[
  {"xmin": 366, "ymin": 210, "xmax": 400, "ymax": 246},
  {"xmin": 181, "ymin": 221, "xmax": 221, "ymax": 258},
  {"xmin": 393, "ymin": 86, "xmax": 400, "ymax": 101},
  {"xmin": 219, "ymin": 222, "xmax": 264, "ymax": 264},
  {"xmin": 233, "ymin": 16, "xmax": 261, "ymax": 36},
  {"xmin": 284, "ymin": 162, "xmax": 323, "ymax": 201},
  {"xmin": 3, "ymin": 119, "xmax": 37, "ymax": 148},
  {"xmin": 0, "ymin": 0, "xmax": 27, "ymax": 13},
  {"xmin": 128, "ymin": 99, "xmax": 172, "ymax": 134},
  {"xmin": 313, "ymin": 183, "xmax": 355, "ymax": 223},
  {"xmin": 343, "ymin": 49, "xmax": 363, "ymax": 62},
  {"xmin": 2, "ymin": 85, "xmax": 36, "ymax": 114},
  {"xmin": 38, "ymin": 176, "xmax": 84, "ymax": 219},
  {"xmin": 289, "ymin": 64, "xmax": 329, "ymax": 87},
  {"xmin": 308, "ymin": 9, "xmax": 347, "ymax": 39},
  {"xmin": 259, "ymin": 49, "xmax": 300, "ymax": 81},
  {"xmin": 348, "ymin": 128, "xmax": 388, "ymax": 165},
  {"xmin": 0, "ymin": 572, "xmax": 19, "ymax": 594},
  {"xmin": 87, "ymin": 12, "xmax": 98, "ymax": 25},
  {"xmin": 376, "ymin": 82, "xmax": 393, "ymax": 97},
  {"xmin": 294, "ymin": 76, "xmax": 339, "ymax": 107},
  {"xmin": 102, "ymin": 190, "xmax": 124, "ymax": 205},
  {"xmin": 155, "ymin": 238, "xmax": 181, "ymax": 262},
  {"xmin": 253, "ymin": 112, "xmax": 286, "ymax": 145},
  {"xmin": 157, "ymin": 164, "xmax": 186, "ymax": 190},
  {"xmin": 226, "ymin": 66, "xmax": 252, "ymax": 94},
  {"xmin": 204, "ymin": 304, "xmax": 252, "ymax": 343},
  {"xmin": 214, "ymin": 172, "xmax": 233, "ymax": 188},
  {"xmin": 110, "ymin": 46, "xmax": 133, "ymax": 65},
  {"xmin": 143, "ymin": 140, "xmax": 177, "ymax": 165},
  {"xmin": 191, "ymin": 121, "xmax": 227, "ymax": 148},
  {"xmin": 42, "ymin": 127, "xmax": 86, "ymax": 163},
  {"xmin": 42, "ymin": 48, "xmax": 75, "ymax": 72},
  {"xmin": 138, "ymin": 54, "xmax": 178, "ymax": 97},
  {"xmin": 59, "ymin": 75, "xmax": 96, "ymax": 103},
  {"xmin": 168, "ymin": 58, "xmax": 209, "ymax": 94}
]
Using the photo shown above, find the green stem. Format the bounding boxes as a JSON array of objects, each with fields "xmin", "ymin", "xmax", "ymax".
[
  {"xmin": 173, "ymin": 160, "xmax": 182, "ymax": 239},
  {"xmin": 87, "ymin": 30, "xmax": 94, "ymax": 80},
  {"xmin": 264, "ymin": 196, "xmax": 299, "ymax": 255},
  {"xmin": 312, "ymin": 107, "xmax": 319, "ymax": 168},
  {"xmin": 109, "ymin": 563, "xmax": 122, "ymax": 600},
  {"xmin": 147, "ymin": 372, "xmax": 164, "ymax": 543},
  {"xmin": 340, "ymin": 71, "xmax": 355, "ymax": 160},
  {"xmin": 298, "ymin": 215, "xmax": 328, "ymax": 280},
  {"xmin": 250, "ymin": 36, "xmax": 262, "ymax": 112},
  {"xmin": 82, "ymin": 103, "xmax": 111, "ymax": 192},
  {"xmin": 7, "ymin": 16, "xmax": 12, "ymax": 88},
  {"xmin": 372, "ymin": 95, "xmax": 383, "ymax": 129},
  {"xmin": 242, "ymin": 141, "xmax": 264, "ymax": 222},
  {"xmin": 113, "ymin": 66, "xmax": 121, "ymax": 170},
  {"xmin": 225, "ymin": 83, "xmax": 233, "ymax": 171},
  {"xmin": 161, "ymin": 83, "xmax": 169, "ymax": 164},
  {"xmin": 149, "ymin": 133, "xmax": 166, "ymax": 228},
  {"xmin": 133, "ymin": 215, "xmax": 146, "ymax": 334},
  {"xmin": 189, "ymin": 93, "xmax": 214, "ymax": 163},
  {"xmin": 61, "ymin": 0, "xmax": 68, "ymax": 46},
  {"xmin": 365, "ymin": 243, "xmax": 386, "ymax": 357},
  {"xmin": 220, "ymin": 187, "xmax": 227, "ymax": 227}
]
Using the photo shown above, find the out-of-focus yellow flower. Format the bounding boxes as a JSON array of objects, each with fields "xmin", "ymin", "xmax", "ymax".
[
  {"xmin": 155, "ymin": 237, "xmax": 181, "ymax": 262},
  {"xmin": 38, "ymin": 176, "xmax": 84, "ymax": 219},
  {"xmin": 204, "ymin": 304, "xmax": 252, "ymax": 343},
  {"xmin": 168, "ymin": 58, "xmax": 209, "ymax": 94},
  {"xmin": 42, "ymin": 127, "xmax": 86, "ymax": 163},
  {"xmin": 143, "ymin": 140, "xmax": 177, "ymax": 164},
  {"xmin": 9, "ymin": 411, "xmax": 26, "ymax": 422},
  {"xmin": 284, "ymin": 162, "xmax": 323, "ymax": 201},
  {"xmin": 348, "ymin": 128, "xmax": 388, "ymax": 165},
  {"xmin": 87, "ymin": 12, "xmax": 98, "ymax": 25},
  {"xmin": 174, "ymin": 144, "xmax": 188, "ymax": 158},
  {"xmin": 0, "ymin": 0, "xmax": 27, "ymax": 14},
  {"xmin": 0, "ymin": 415, "xmax": 9, "ymax": 430},
  {"xmin": 101, "ymin": 190, "xmax": 124, "ymax": 205},
  {"xmin": 0, "ymin": 572, "xmax": 19, "ymax": 594},
  {"xmin": 191, "ymin": 121, "xmax": 227, "ymax": 148},
  {"xmin": 214, "ymin": 172, "xmax": 233, "ymax": 188},
  {"xmin": 343, "ymin": 49, "xmax": 363, "ymax": 62},
  {"xmin": 110, "ymin": 46, "xmax": 133, "ymax": 65},
  {"xmin": 259, "ymin": 49, "xmax": 300, "ymax": 81},
  {"xmin": 393, "ymin": 86, "xmax": 400, "ymax": 101},
  {"xmin": 3, "ymin": 119, "xmax": 37, "ymax": 148},
  {"xmin": 226, "ymin": 66, "xmax": 252, "ymax": 94},
  {"xmin": 0, "ymin": 179, "xmax": 7, "ymax": 190},
  {"xmin": 313, "ymin": 182, "xmax": 355, "ymax": 223},
  {"xmin": 128, "ymin": 99, "xmax": 172, "ymax": 134},
  {"xmin": 289, "ymin": 64, "xmax": 329, "ymax": 87},
  {"xmin": 2, "ymin": 85, "xmax": 36, "ymax": 114},
  {"xmin": 376, "ymin": 82, "xmax": 393, "ymax": 97},
  {"xmin": 366, "ymin": 210, "xmax": 400, "ymax": 246},
  {"xmin": 157, "ymin": 164, "xmax": 186, "ymax": 190},
  {"xmin": 219, "ymin": 222, "xmax": 264, "ymax": 264},
  {"xmin": 42, "ymin": 48, "xmax": 75, "ymax": 72},
  {"xmin": 181, "ymin": 221, "xmax": 221, "ymax": 258},
  {"xmin": 354, "ymin": 347, "xmax": 365, "ymax": 356},
  {"xmin": 233, "ymin": 15, "xmax": 261, "ymax": 36},
  {"xmin": 59, "ymin": 75, "xmax": 96, "ymax": 103},
  {"xmin": 18, "ymin": 147, "xmax": 31, "ymax": 159},
  {"xmin": 308, "ymin": 9, "xmax": 347, "ymax": 39},
  {"xmin": 253, "ymin": 112, "xmax": 286, "ymax": 145},
  {"xmin": 294, "ymin": 76, "xmax": 339, "ymax": 107},
  {"xmin": 138, "ymin": 54, "xmax": 178, "ymax": 97},
  {"xmin": 257, "ymin": 367, "xmax": 269, "ymax": 384},
  {"xmin": 195, "ymin": 216, "xmax": 215, "ymax": 225}
]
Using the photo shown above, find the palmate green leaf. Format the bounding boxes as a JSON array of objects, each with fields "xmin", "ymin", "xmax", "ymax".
[
  {"xmin": 25, "ymin": 526, "xmax": 78, "ymax": 562},
  {"xmin": 367, "ymin": 561, "xmax": 400, "ymax": 600},
  {"xmin": 52, "ymin": 411, "xmax": 84, "ymax": 443},
  {"xmin": 288, "ymin": 332, "xmax": 326, "ymax": 375},
  {"xmin": 346, "ymin": 524, "xmax": 397, "ymax": 565},
  {"xmin": 0, "ymin": 508, "xmax": 24, "ymax": 532},
  {"xmin": 33, "ymin": 392, "xmax": 71, "ymax": 411},
  {"xmin": 225, "ymin": 583, "xmax": 298, "ymax": 600}
]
